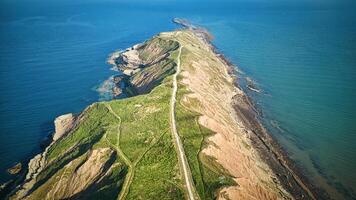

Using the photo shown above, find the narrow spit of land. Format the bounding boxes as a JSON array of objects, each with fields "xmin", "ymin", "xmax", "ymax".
[
  {"xmin": 5, "ymin": 28, "xmax": 319, "ymax": 200},
  {"xmin": 170, "ymin": 45, "xmax": 197, "ymax": 200}
]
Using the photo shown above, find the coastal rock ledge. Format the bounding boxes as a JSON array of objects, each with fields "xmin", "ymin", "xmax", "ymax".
[
  {"xmin": 2, "ymin": 26, "xmax": 320, "ymax": 200},
  {"xmin": 53, "ymin": 113, "xmax": 75, "ymax": 141}
]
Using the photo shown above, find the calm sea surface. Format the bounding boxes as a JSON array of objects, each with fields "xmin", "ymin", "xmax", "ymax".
[{"xmin": 0, "ymin": 1, "xmax": 355, "ymax": 199}]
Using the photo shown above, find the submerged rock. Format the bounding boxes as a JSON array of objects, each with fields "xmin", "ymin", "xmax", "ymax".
[
  {"xmin": 113, "ymin": 86, "xmax": 123, "ymax": 97},
  {"xmin": 7, "ymin": 28, "xmax": 318, "ymax": 200},
  {"xmin": 7, "ymin": 163, "xmax": 22, "ymax": 175},
  {"xmin": 112, "ymin": 75, "xmax": 127, "ymax": 97},
  {"xmin": 246, "ymin": 77, "xmax": 261, "ymax": 93}
]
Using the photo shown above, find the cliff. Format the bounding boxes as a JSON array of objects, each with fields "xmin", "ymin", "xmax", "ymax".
[{"xmin": 5, "ymin": 29, "xmax": 316, "ymax": 200}]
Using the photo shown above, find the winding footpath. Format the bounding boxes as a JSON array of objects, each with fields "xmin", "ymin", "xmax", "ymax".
[
  {"xmin": 104, "ymin": 43, "xmax": 197, "ymax": 200},
  {"xmin": 170, "ymin": 45, "xmax": 197, "ymax": 200},
  {"xmin": 104, "ymin": 104, "xmax": 134, "ymax": 200}
]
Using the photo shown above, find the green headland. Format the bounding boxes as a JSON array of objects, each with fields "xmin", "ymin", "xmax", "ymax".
[{"xmin": 4, "ymin": 29, "xmax": 317, "ymax": 200}]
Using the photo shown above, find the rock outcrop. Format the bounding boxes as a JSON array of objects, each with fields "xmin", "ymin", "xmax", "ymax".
[
  {"xmin": 53, "ymin": 113, "xmax": 75, "ymax": 141},
  {"xmin": 5, "ymin": 28, "xmax": 317, "ymax": 200},
  {"xmin": 7, "ymin": 163, "xmax": 22, "ymax": 175},
  {"xmin": 108, "ymin": 36, "xmax": 179, "ymax": 95},
  {"xmin": 30, "ymin": 148, "xmax": 115, "ymax": 200}
]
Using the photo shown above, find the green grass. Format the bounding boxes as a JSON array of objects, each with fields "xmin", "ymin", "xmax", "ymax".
[
  {"xmin": 131, "ymin": 37, "xmax": 178, "ymax": 94},
  {"xmin": 77, "ymin": 162, "xmax": 127, "ymax": 200},
  {"xmin": 175, "ymin": 84, "xmax": 236, "ymax": 200},
  {"xmin": 26, "ymin": 151, "xmax": 125, "ymax": 200},
  {"xmin": 46, "ymin": 103, "xmax": 117, "ymax": 162},
  {"xmin": 25, "ymin": 153, "xmax": 89, "ymax": 200},
  {"xmin": 126, "ymin": 132, "xmax": 184, "ymax": 200},
  {"xmin": 130, "ymin": 58, "xmax": 176, "ymax": 94},
  {"xmin": 24, "ymin": 38, "xmax": 184, "ymax": 200},
  {"xmin": 107, "ymin": 76, "xmax": 184, "ymax": 199},
  {"xmin": 138, "ymin": 37, "xmax": 179, "ymax": 62},
  {"xmin": 14, "ymin": 31, "xmax": 235, "ymax": 200},
  {"xmin": 109, "ymin": 77, "xmax": 173, "ymax": 162},
  {"xmin": 30, "ymin": 103, "xmax": 119, "ymax": 191}
]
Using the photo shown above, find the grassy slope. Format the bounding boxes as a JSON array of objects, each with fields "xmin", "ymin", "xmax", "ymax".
[
  {"xmin": 16, "ymin": 31, "xmax": 236, "ymax": 200},
  {"xmin": 173, "ymin": 31, "xmax": 236, "ymax": 199},
  {"xmin": 23, "ymin": 76, "xmax": 184, "ymax": 200},
  {"xmin": 176, "ymin": 82, "xmax": 236, "ymax": 200},
  {"xmin": 130, "ymin": 37, "xmax": 179, "ymax": 94},
  {"xmin": 109, "ymin": 76, "xmax": 184, "ymax": 200}
]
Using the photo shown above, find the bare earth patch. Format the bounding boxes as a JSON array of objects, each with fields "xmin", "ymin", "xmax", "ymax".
[{"xmin": 173, "ymin": 31, "xmax": 291, "ymax": 200}]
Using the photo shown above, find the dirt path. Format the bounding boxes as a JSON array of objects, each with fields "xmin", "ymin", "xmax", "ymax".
[
  {"xmin": 103, "ymin": 42, "xmax": 197, "ymax": 200},
  {"xmin": 104, "ymin": 104, "xmax": 134, "ymax": 200},
  {"xmin": 170, "ymin": 45, "xmax": 197, "ymax": 200}
]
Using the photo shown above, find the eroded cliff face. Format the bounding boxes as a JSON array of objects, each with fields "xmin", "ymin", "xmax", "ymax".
[
  {"xmin": 53, "ymin": 113, "xmax": 75, "ymax": 141},
  {"xmin": 6, "ymin": 29, "xmax": 312, "ymax": 200},
  {"xmin": 7, "ymin": 34, "xmax": 184, "ymax": 200},
  {"xmin": 164, "ymin": 31, "xmax": 293, "ymax": 200},
  {"xmin": 108, "ymin": 37, "xmax": 179, "ymax": 96},
  {"xmin": 8, "ymin": 104, "xmax": 126, "ymax": 200},
  {"xmin": 26, "ymin": 148, "xmax": 116, "ymax": 200}
]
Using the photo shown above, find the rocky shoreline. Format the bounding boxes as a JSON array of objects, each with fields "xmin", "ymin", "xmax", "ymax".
[
  {"xmin": 1, "ymin": 19, "xmax": 329, "ymax": 199},
  {"xmin": 106, "ymin": 38, "xmax": 179, "ymax": 98},
  {"xmin": 0, "ymin": 104, "xmax": 93, "ymax": 199},
  {"xmin": 231, "ymin": 88, "xmax": 326, "ymax": 199},
  {"xmin": 173, "ymin": 18, "xmax": 327, "ymax": 199},
  {"xmin": 206, "ymin": 23, "xmax": 328, "ymax": 199},
  {"xmin": 218, "ymin": 36, "xmax": 327, "ymax": 199}
]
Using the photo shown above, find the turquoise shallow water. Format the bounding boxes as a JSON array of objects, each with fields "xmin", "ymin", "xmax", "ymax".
[
  {"xmin": 0, "ymin": 1, "xmax": 355, "ymax": 199},
  {"xmin": 200, "ymin": 10, "xmax": 356, "ymax": 199}
]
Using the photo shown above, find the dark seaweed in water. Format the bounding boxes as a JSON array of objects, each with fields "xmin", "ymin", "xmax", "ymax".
[
  {"xmin": 174, "ymin": 17, "xmax": 326, "ymax": 198},
  {"xmin": 112, "ymin": 74, "xmax": 137, "ymax": 98},
  {"xmin": 203, "ymin": 30, "xmax": 327, "ymax": 198}
]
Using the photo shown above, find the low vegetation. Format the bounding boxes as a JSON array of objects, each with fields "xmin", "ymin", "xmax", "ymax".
[
  {"xmin": 9, "ymin": 30, "xmax": 236, "ymax": 200},
  {"xmin": 176, "ymin": 83, "xmax": 236, "ymax": 200}
]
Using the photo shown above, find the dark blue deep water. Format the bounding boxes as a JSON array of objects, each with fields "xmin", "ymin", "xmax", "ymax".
[{"xmin": 0, "ymin": 1, "xmax": 355, "ymax": 199}]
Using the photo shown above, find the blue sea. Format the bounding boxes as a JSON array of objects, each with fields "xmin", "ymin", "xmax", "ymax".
[{"xmin": 0, "ymin": 1, "xmax": 355, "ymax": 199}]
